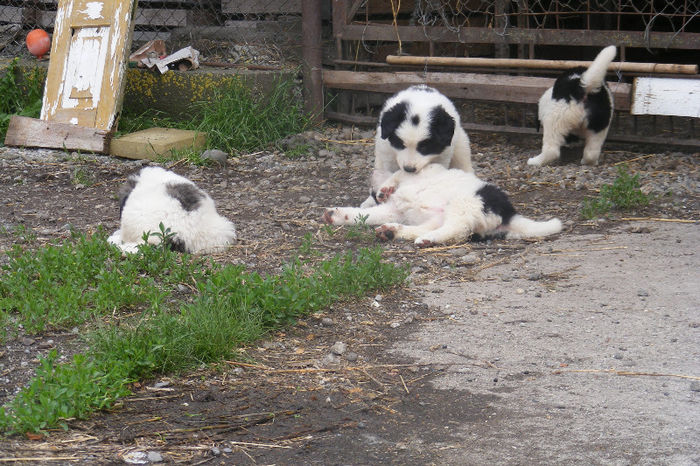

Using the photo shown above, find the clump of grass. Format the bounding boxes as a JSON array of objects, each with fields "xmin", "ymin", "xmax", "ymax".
[
  {"xmin": 191, "ymin": 76, "xmax": 312, "ymax": 154},
  {"xmin": 118, "ymin": 75, "xmax": 312, "ymax": 156},
  {"xmin": 582, "ymin": 165, "xmax": 650, "ymax": 219},
  {"xmin": 345, "ymin": 213, "xmax": 376, "ymax": 242},
  {"xmin": 0, "ymin": 58, "xmax": 44, "ymax": 144},
  {"xmin": 0, "ymin": 232, "xmax": 407, "ymax": 435}
]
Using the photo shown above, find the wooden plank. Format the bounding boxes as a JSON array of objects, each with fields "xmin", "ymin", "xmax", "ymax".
[
  {"xmin": 222, "ymin": 0, "xmax": 301, "ymax": 14},
  {"xmin": 40, "ymin": 0, "xmax": 137, "ymax": 131},
  {"xmin": 4, "ymin": 115, "xmax": 110, "ymax": 153},
  {"xmin": 631, "ymin": 77, "xmax": 700, "ymax": 117},
  {"xmin": 110, "ymin": 127, "xmax": 206, "ymax": 160},
  {"xmin": 336, "ymin": 24, "xmax": 700, "ymax": 50},
  {"xmin": 323, "ymin": 70, "xmax": 632, "ymax": 110},
  {"xmin": 134, "ymin": 9, "xmax": 187, "ymax": 27},
  {"xmin": 386, "ymin": 55, "xmax": 699, "ymax": 75}
]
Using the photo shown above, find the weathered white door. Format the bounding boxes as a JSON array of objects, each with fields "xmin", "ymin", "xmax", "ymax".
[{"xmin": 40, "ymin": 0, "xmax": 136, "ymax": 131}]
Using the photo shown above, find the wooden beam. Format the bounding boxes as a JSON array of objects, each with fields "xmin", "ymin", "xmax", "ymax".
[
  {"xmin": 4, "ymin": 116, "xmax": 111, "ymax": 153},
  {"xmin": 337, "ymin": 24, "xmax": 700, "ymax": 50},
  {"xmin": 631, "ymin": 77, "xmax": 700, "ymax": 117},
  {"xmin": 386, "ymin": 55, "xmax": 699, "ymax": 75},
  {"xmin": 323, "ymin": 70, "xmax": 632, "ymax": 110}
]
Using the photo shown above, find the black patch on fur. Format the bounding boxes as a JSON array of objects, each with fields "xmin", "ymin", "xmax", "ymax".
[
  {"xmin": 411, "ymin": 115, "xmax": 420, "ymax": 125},
  {"xmin": 118, "ymin": 176, "xmax": 138, "ymax": 215},
  {"xmin": 380, "ymin": 101, "xmax": 408, "ymax": 149},
  {"xmin": 564, "ymin": 133, "xmax": 581, "ymax": 145},
  {"xmin": 551, "ymin": 67, "xmax": 586, "ymax": 103},
  {"xmin": 416, "ymin": 106, "xmax": 455, "ymax": 156},
  {"xmin": 476, "ymin": 184, "xmax": 516, "ymax": 225},
  {"xmin": 167, "ymin": 236, "xmax": 188, "ymax": 253},
  {"xmin": 166, "ymin": 183, "xmax": 204, "ymax": 212},
  {"xmin": 470, "ymin": 231, "xmax": 507, "ymax": 242},
  {"xmin": 585, "ymin": 87, "xmax": 612, "ymax": 132}
]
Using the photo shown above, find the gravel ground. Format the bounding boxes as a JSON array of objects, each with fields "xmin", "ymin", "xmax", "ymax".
[{"xmin": 0, "ymin": 128, "xmax": 698, "ymax": 463}]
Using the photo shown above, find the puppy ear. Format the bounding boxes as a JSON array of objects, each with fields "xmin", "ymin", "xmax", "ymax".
[
  {"xmin": 429, "ymin": 106, "xmax": 455, "ymax": 144},
  {"xmin": 379, "ymin": 101, "xmax": 408, "ymax": 139}
]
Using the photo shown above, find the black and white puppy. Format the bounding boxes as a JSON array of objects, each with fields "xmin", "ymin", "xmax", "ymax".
[
  {"xmin": 108, "ymin": 166, "xmax": 236, "ymax": 254},
  {"xmin": 325, "ymin": 163, "xmax": 561, "ymax": 248},
  {"xmin": 528, "ymin": 45, "xmax": 617, "ymax": 167},
  {"xmin": 361, "ymin": 85, "xmax": 473, "ymax": 208}
]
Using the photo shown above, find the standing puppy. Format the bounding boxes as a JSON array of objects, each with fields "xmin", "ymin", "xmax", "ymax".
[
  {"xmin": 528, "ymin": 45, "xmax": 617, "ymax": 167},
  {"xmin": 108, "ymin": 166, "xmax": 236, "ymax": 254},
  {"xmin": 361, "ymin": 85, "xmax": 473, "ymax": 208}
]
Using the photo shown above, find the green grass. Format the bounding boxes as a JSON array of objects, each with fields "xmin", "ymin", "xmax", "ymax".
[
  {"xmin": 0, "ymin": 59, "xmax": 44, "ymax": 144},
  {"xmin": 0, "ymin": 230, "xmax": 407, "ymax": 435},
  {"xmin": 119, "ymin": 75, "xmax": 313, "ymax": 156},
  {"xmin": 582, "ymin": 165, "xmax": 651, "ymax": 219}
]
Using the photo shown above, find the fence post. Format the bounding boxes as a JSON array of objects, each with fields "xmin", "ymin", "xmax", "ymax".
[{"xmin": 302, "ymin": 0, "xmax": 323, "ymax": 124}]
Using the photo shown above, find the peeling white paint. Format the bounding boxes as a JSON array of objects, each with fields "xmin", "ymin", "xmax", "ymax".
[
  {"xmin": 60, "ymin": 27, "xmax": 109, "ymax": 110},
  {"xmin": 80, "ymin": 2, "xmax": 104, "ymax": 20}
]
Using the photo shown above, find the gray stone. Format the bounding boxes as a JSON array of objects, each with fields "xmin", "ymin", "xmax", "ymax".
[
  {"xmin": 330, "ymin": 341, "xmax": 347, "ymax": 355},
  {"xmin": 201, "ymin": 149, "xmax": 229, "ymax": 165},
  {"xmin": 147, "ymin": 451, "xmax": 163, "ymax": 463}
]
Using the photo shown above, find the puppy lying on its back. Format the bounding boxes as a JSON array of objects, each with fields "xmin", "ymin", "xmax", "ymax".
[
  {"xmin": 529, "ymin": 45, "xmax": 617, "ymax": 167},
  {"xmin": 325, "ymin": 164, "xmax": 561, "ymax": 247},
  {"xmin": 108, "ymin": 166, "xmax": 236, "ymax": 254},
  {"xmin": 362, "ymin": 85, "xmax": 473, "ymax": 208}
]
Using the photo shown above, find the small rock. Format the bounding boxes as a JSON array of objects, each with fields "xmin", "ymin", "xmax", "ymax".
[
  {"xmin": 20, "ymin": 337, "xmax": 35, "ymax": 346},
  {"xmin": 321, "ymin": 317, "xmax": 334, "ymax": 326},
  {"xmin": 210, "ymin": 447, "xmax": 221, "ymax": 456},
  {"xmin": 637, "ymin": 289, "xmax": 649, "ymax": 297},
  {"xmin": 153, "ymin": 380, "xmax": 171, "ymax": 388},
  {"xmin": 690, "ymin": 382, "xmax": 700, "ymax": 392},
  {"xmin": 122, "ymin": 451, "xmax": 148, "ymax": 464},
  {"xmin": 222, "ymin": 448, "xmax": 233, "ymax": 454},
  {"xmin": 38, "ymin": 339, "xmax": 54, "ymax": 349},
  {"xmin": 628, "ymin": 225, "xmax": 651, "ymax": 234},
  {"xmin": 147, "ymin": 451, "xmax": 163, "ymax": 463},
  {"xmin": 403, "ymin": 312, "xmax": 417, "ymax": 324},
  {"xmin": 374, "ymin": 294, "xmax": 383, "ymax": 302},
  {"xmin": 516, "ymin": 288, "xmax": 525, "ymax": 295},
  {"xmin": 345, "ymin": 352, "xmax": 359, "ymax": 362},
  {"xmin": 528, "ymin": 272, "xmax": 543, "ymax": 281},
  {"xmin": 330, "ymin": 341, "xmax": 347, "ymax": 355},
  {"xmin": 299, "ymin": 195, "xmax": 311, "ymax": 203},
  {"xmin": 459, "ymin": 253, "xmax": 479, "ymax": 265},
  {"xmin": 390, "ymin": 322, "xmax": 401, "ymax": 328},
  {"xmin": 613, "ymin": 353, "xmax": 623, "ymax": 360},
  {"xmin": 201, "ymin": 149, "xmax": 228, "ymax": 165}
]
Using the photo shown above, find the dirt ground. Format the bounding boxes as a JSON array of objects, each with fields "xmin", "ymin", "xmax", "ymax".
[{"xmin": 0, "ymin": 129, "xmax": 698, "ymax": 464}]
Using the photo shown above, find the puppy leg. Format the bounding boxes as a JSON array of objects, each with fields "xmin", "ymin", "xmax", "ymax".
[
  {"xmin": 376, "ymin": 216, "xmax": 444, "ymax": 245},
  {"xmin": 323, "ymin": 203, "xmax": 399, "ymax": 226},
  {"xmin": 528, "ymin": 124, "xmax": 563, "ymax": 167},
  {"xmin": 414, "ymin": 214, "xmax": 471, "ymax": 247},
  {"xmin": 581, "ymin": 129, "xmax": 609, "ymax": 166}
]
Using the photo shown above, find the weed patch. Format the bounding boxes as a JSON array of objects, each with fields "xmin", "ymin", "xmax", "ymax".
[
  {"xmin": 582, "ymin": 165, "xmax": 650, "ymax": 219},
  {"xmin": 0, "ymin": 232, "xmax": 407, "ymax": 435},
  {"xmin": 0, "ymin": 59, "xmax": 44, "ymax": 144}
]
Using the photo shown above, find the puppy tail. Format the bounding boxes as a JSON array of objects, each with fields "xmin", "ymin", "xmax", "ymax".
[
  {"xmin": 581, "ymin": 45, "xmax": 616, "ymax": 93},
  {"xmin": 505, "ymin": 215, "xmax": 562, "ymax": 239}
]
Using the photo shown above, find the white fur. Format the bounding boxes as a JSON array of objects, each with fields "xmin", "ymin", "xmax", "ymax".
[
  {"xmin": 325, "ymin": 164, "xmax": 561, "ymax": 247},
  {"xmin": 528, "ymin": 45, "xmax": 616, "ymax": 167},
  {"xmin": 108, "ymin": 167, "xmax": 236, "ymax": 254},
  {"xmin": 361, "ymin": 85, "xmax": 473, "ymax": 208}
]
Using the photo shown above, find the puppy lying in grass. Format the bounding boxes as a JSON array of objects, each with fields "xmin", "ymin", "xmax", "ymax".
[
  {"xmin": 324, "ymin": 164, "xmax": 562, "ymax": 247},
  {"xmin": 108, "ymin": 166, "xmax": 236, "ymax": 254}
]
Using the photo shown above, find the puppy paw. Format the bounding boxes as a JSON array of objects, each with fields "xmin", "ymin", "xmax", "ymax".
[
  {"xmin": 375, "ymin": 224, "xmax": 397, "ymax": 242},
  {"xmin": 581, "ymin": 157, "xmax": 599, "ymax": 166},
  {"xmin": 415, "ymin": 238, "xmax": 436, "ymax": 248},
  {"xmin": 527, "ymin": 155, "xmax": 544, "ymax": 166},
  {"xmin": 376, "ymin": 186, "xmax": 396, "ymax": 203}
]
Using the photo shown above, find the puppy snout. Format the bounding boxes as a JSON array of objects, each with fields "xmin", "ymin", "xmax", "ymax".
[{"xmin": 403, "ymin": 165, "xmax": 416, "ymax": 173}]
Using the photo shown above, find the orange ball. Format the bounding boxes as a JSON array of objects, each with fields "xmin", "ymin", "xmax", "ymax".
[{"xmin": 26, "ymin": 29, "xmax": 51, "ymax": 59}]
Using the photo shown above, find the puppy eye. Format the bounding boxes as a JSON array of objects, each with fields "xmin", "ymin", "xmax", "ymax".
[{"xmin": 388, "ymin": 134, "xmax": 405, "ymax": 150}]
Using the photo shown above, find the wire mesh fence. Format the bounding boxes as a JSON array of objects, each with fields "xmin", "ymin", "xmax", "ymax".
[{"xmin": 0, "ymin": 0, "xmax": 305, "ymax": 67}]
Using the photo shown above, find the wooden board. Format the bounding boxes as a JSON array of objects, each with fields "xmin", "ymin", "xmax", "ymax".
[
  {"xmin": 323, "ymin": 70, "xmax": 632, "ymax": 110},
  {"xmin": 4, "ymin": 115, "xmax": 111, "ymax": 153},
  {"xmin": 631, "ymin": 77, "xmax": 700, "ymax": 117},
  {"xmin": 110, "ymin": 127, "xmax": 207, "ymax": 160},
  {"xmin": 40, "ymin": 0, "xmax": 137, "ymax": 131}
]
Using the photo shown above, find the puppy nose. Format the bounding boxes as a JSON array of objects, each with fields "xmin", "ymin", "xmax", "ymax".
[{"xmin": 403, "ymin": 165, "xmax": 416, "ymax": 173}]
